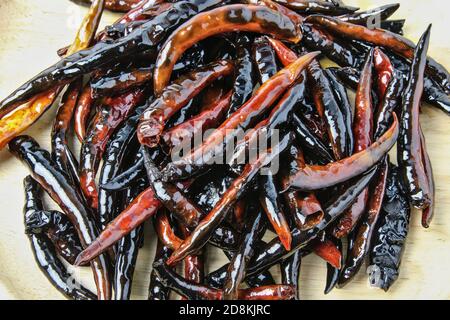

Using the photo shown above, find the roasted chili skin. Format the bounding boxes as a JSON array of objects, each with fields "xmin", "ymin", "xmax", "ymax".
[
  {"xmin": 368, "ymin": 164, "xmax": 410, "ymax": 291},
  {"xmin": 9, "ymin": 136, "xmax": 111, "ymax": 299},
  {"xmin": 0, "ymin": 0, "xmax": 224, "ymax": 113},
  {"xmin": 153, "ymin": 3, "xmax": 303, "ymax": 94},
  {"xmin": 91, "ymin": 67, "xmax": 152, "ymax": 97},
  {"xmin": 398, "ymin": 25, "xmax": 433, "ymax": 209}
]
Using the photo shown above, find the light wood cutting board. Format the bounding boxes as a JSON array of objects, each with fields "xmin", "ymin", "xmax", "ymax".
[{"xmin": 0, "ymin": 0, "xmax": 449, "ymax": 300}]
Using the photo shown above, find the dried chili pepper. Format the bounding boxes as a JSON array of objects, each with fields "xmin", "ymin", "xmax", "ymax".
[
  {"xmin": 162, "ymin": 52, "xmax": 319, "ymax": 181},
  {"xmin": 274, "ymin": 0, "xmax": 358, "ymax": 15},
  {"xmin": 252, "ymin": 36, "xmax": 278, "ymax": 84},
  {"xmin": 148, "ymin": 241, "xmax": 171, "ymax": 300},
  {"xmin": 9, "ymin": 136, "xmax": 111, "ymax": 299},
  {"xmin": 100, "ymin": 151, "xmax": 145, "ymax": 191},
  {"xmin": 153, "ymin": 3, "xmax": 303, "ymax": 94},
  {"xmin": 338, "ymin": 3, "xmax": 399, "ymax": 25},
  {"xmin": 324, "ymin": 237, "xmax": 342, "ymax": 294},
  {"xmin": 380, "ymin": 20, "xmax": 405, "ymax": 35},
  {"xmin": 367, "ymin": 163, "xmax": 410, "ymax": 291},
  {"xmin": 304, "ymin": 15, "xmax": 450, "ymax": 93},
  {"xmin": 420, "ymin": 127, "xmax": 435, "ymax": 228},
  {"xmin": 283, "ymin": 114, "xmax": 398, "ymax": 191},
  {"xmin": 73, "ymin": 0, "xmax": 141, "ymax": 12},
  {"xmin": 373, "ymin": 47, "xmax": 394, "ymax": 103},
  {"xmin": 280, "ymin": 250, "xmax": 301, "ymax": 300},
  {"xmin": 74, "ymin": 84, "xmax": 94, "ymax": 143}
]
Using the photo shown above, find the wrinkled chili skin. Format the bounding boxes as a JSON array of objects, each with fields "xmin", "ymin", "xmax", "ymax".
[
  {"xmin": 162, "ymin": 53, "xmax": 319, "ymax": 182},
  {"xmin": 253, "ymin": 36, "xmax": 278, "ymax": 84},
  {"xmin": 153, "ymin": 3, "xmax": 303, "ymax": 94},
  {"xmin": 368, "ymin": 164, "xmax": 410, "ymax": 291},
  {"xmin": 223, "ymin": 210, "xmax": 266, "ymax": 299},
  {"xmin": 100, "ymin": 152, "xmax": 145, "ymax": 191},
  {"xmin": 138, "ymin": 60, "xmax": 234, "ymax": 147},
  {"xmin": 398, "ymin": 26, "xmax": 432, "ymax": 209},
  {"xmin": 247, "ymin": 167, "xmax": 377, "ymax": 276},
  {"xmin": 324, "ymin": 237, "xmax": 342, "ymax": 294},
  {"xmin": 80, "ymin": 88, "xmax": 145, "ymax": 211},
  {"xmin": 304, "ymin": 15, "xmax": 450, "ymax": 94},
  {"xmin": 10, "ymin": 137, "xmax": 111, "ymax": 299},
  {"xmin": 380, "ymin": 20, "xmax": 405, "ymax": 35},
  {"xmin": 338, "ymin": 3, "xmax": 399, "ymax": 25},
  {"xmin": 226, "ymin": 34, "xmax": 255, "ymax": 117},
  {"xmin": 0, "ymin": 0, "xmax": 224, "ymax": 114},
  {"xmin": 274, "ymin": 0, "xmax": 358, "ymax": 15},
  {"xmin": 148, "ymin": 241, "xmax": 171, "ymax": 300},
  {"xmin": 280, "ymin": 250, "xmax": 301, "ymax": 300},
  {"xmin": 166, "ymin": 133, "xmax": 295, "ymax": 266}
]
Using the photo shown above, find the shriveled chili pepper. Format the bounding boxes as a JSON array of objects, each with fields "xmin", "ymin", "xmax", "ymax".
[
  {"xmin": 162, "ymin": 52, "xmax": 319, "ymax": 181},
  {"xmin": 338, "ymin": 3, "xmax": 400, "ymax": 25},
  {"xmin": 223, "ymin": 210, "xmax": 266, "ymax": 299},
  {"xmin": 166, "ymin": 132, "xmax": 295, "ymax": 266},
  {"xmin": 304, "ymin": 15, "xmax": 450, "ymax": 93},
  {"xmin": 226, "ymin": 34, "xmax": 255, "ymax": 117},
  {"xmin": 73, "ymin": 0, "xmax": 141, "ymax": 12},
  {"xmin": 324, "ymin": 237, "xmax": 342, "ymax": 294},
  {"xmin": 153, "ymin": 259, "xmax": 295, "ymax": 300},
  {"xmin": 0, "ymin": 0, "xmax": 223, "ymax": 113},
  {"xmin": 80, "ymin": 88, "xmax": 145, "ymax": 211},
  {"xmin": 398, "ymin": 25, "xmax": 433, "ymax": 209},
  {"xmin": 9, "ymin": 136, "xmax": 111, "ymax": 299},
  {"xmin": 420, "ymin": 127, "xmax": 435, "ymax": 228},
  {"xmin": 380, "ymin": 19, "xmax": 405, "ymax": 35},
  {"xmin": 74, "ymin": 84, "xmax": 94, "ymax": 143},
  {"xmin": 100, "ymin": 151, "xmax": 145, "ymax": 191},
  {"xmin": 368, "ymin": 163, "xmax": 410, "ymax": 292},
  {"xmin": 332, "ymin": 50, "xmax": 374, "ymax": 239},
  {"xmin": 148, "ymin": 241, "xmax": 171, "ymax": 300},
  {"xmin": 252, "ymin": 36, "xmax": 278, "ymax": 84},
  {"xmin": 51, "ymin": 80, "xmax": 82, "ymax": 189},
  {"xmin": 283, "ymin": 113, "xmax": 398, "ymax": 191},
  {"xmin": 373, "ymin": 47, "xmax": 394, "ymax": 103},
  {"xmin": 180, "ymin": 225, "xmax": 205, "ymax": 288},
  {"xmin": 247, "ymin": 166, "xmax": 377, "ymax": 276},
  {"xmin": 274, "ymin": 0, "xmax": 358, "ymax": 15},
  {"xmin": 311, "ymin": 238, "xmax": 342, "ymax": 269},
  {"xmin": 280, "ymin": 250, "xmax": 301, "ymax": 300},
  {"xmin": 153, "ymin": 3, "xmax": 303, "ymax": 94}
]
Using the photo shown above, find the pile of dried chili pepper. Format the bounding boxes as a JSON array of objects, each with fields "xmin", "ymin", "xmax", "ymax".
[{"xmin": 0, "ymin": 0, "xmax": 448, "ymax": 300}]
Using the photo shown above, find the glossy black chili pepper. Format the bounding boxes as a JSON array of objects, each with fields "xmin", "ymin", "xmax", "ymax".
[
  {"xmin": 252, "ymin": 36, "xmax": 278, "ymax": 84},
  {"xmin": 380, "ymin": 20, "xmax": 405, "ymax": 35},
  {"xmin": 23, "ymin": 176, "xmax": 96, "ymax": 300},
  {"xmin": 338, "ymin": 3, "xmax": 400, "ymax": 25},
  {"xmin": 148, "ymin": 241, "xmax": 172, "ymax": 300},
  {"xmin": 274, "ymin": 0, "xmax": 358, "ymax": 15},
  {"xmin": 280, "ymin": 250, "xmax": 302, "ymax": 300},
  {"xmin": 100, "ymin": 151, "xmax": 145, "ymax": 191}
]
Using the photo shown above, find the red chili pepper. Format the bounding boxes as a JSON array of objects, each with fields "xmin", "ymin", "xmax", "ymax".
[
  {"xmin": 74, "ymin": 84, "xmax": 94, "ymax": 143},
  {"xmin": 373, "ymin": 47, "xmax": 394, "ymax": 105}
]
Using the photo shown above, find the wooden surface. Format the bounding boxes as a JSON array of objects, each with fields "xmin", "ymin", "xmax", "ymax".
[{"xmin": 0, "ymin": 0, "xmax": 449, "ymax": 300}]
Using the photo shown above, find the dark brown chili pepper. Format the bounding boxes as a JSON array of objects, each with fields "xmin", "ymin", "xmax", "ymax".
[
  {"xmin": 324, "ymin": 237, "xmax": 342, "ymax": 294},
  {"xmin": 339, "ymin": 157, "xmax": 389, "ymax": 286},
  {"xmin": 373, "ymin": 47, "xmax": 394, "ymax": 103},
  {"xmin": 9, "ymin": 136, "xmax": 111, "ymax": 299},
  {"xmin": 74, "ymin": 84, "xmax": 94, "ymax": 143},
  {"xmin": 338, "ymin": 3, "xmax": 400, "ymax": 25},
  {"xmin": 367, "ymin": 163, "xmax": 410, "ymax": 292},
  {"xmin": 179, "ymin": 224, "xmax": 205, "ymax": 288},
  {"xmin": 100, "ymin": 151, "xmax": 145, "ymax": 191},
  {"xmin": 226, "ymin": 34, "xmax": 256, "ymax": 117},
  {"xmin": 0, "ymin": 0, "xmax": 224, "ymax": 114},
  {"xmin": 162, "ymin": 52, "xmax": 319, "ymax": 181},
  {"xmin": 153, "ymin": 259, "xmax": 295, "ymax": 300},
  {"xmin": 398, "ymin": 25, "xmax": 433, "ymax": 209},
  {"xmin": 51, "ymin": 79, "xmax": 82, "ymax": 187},
  {"xmin": 80, "ymin": 88, "xmax": 145, "ymax": 211},
  {"xmin": 137, "ymin": 60, "xmax": 234, "ymax": 147},
  {"xmin": 280, "ymin": 250, "xmax": 301, "ymax": 300},
  {"xmin": 284, "ymin": 113, "xmax": 398, "ymax": 191},
  {"xmin": 420, "ymin": 127, "xmax": 435, "ymax": 228},
  {"xmin": 304, "ymin": 15, "xmax": 450, "ymax": 93},
  {"xmin": 153, "ymin": 3, "xmax": 303, "ymax": 94},
  {"xmin": 73, "ymin": 0, "xmax": 141, "ymax": 12},
  {"xmin": 247, "ymin": 166, "xmax": 377, "ymax": 276},
  {"xmin": 148, "ymin": 241, "xmax": 171, "ymax": 300},
  {"xmin": 166, "ymin": 132, "xmax": 295, "ymax": 266},
  {"xmin": 223, "ymin": 210, "xmax": 266, "ymax": 299},
  {"xmin": 24, "ymin": 176, "xmax": 83, "ymax": 265},
  {"xmin": 274, "ymin": 0, "xmax": 358, "ymax": 15},
  {"xmin": 252, "ymin": 36, "xmax": 279, "ymax": 84},
  {"xmin": 380, "ymin": 19, "xmax": 405, "ymax": 35}
]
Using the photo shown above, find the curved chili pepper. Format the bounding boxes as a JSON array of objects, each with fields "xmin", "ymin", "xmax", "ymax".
[
  {"xmin": 73, "ymin": 0, "xmax": 141, "ymax": 12},
  {"xmin": 180, "ymin": 224, "xmax": 205, "ymax": 287},
  {"xmin": 333, "ymin": 50, "xmax": 374, "ymax": 238},
  {"xmin": 338, "ymin": 3, "xmax": 400, "ymax": 25},
  {"xmin": 247, "ymin": 166, "xmax": 377, "ymax": 276},
  {"xmin": 80, "ymin": 88, "xmax": 145, "ymax": 211},
  {"xmin": 24, "ymin": 176, "xmax": 83, "ymax": 265},
  {"xmin": 223, "ymin": 210, "xmax": 266, "ymax": 299},
  {"xmin": 51, "ymin": 79, "xmax": 82, "ymax": 188},
  {"xmin": 153, "ymin": 259, "xmax": 295, "ymax": 300},
  {"xmin": 311, "ymin": 238, "xmax": 341, "ymax": 269},
  {"xmin": 252, "ymin": 36, "xmax": 278, "ymax": 84},
  {"xmin": 324, "ymin": 237, "xmax": 342, "ymax": 294},
  {"xmin": 100, "ymin": 152, "xmax": 145, "ymax": 191},
  {"xmin": 398, "ymin": 25, "xmax": 433, "ymax": 209},
  {"xmin": 137, "ymin": 60, "xmax": 233, "ymax": 147},
  {"xmin": 91, "ymin": 67, "xmax": 152, "ymax": 98},
  {"xmin": 380, "ymin": 19, "xmax": 405, "ymax": 35},
  {"xmin": 155, "ymin": 210, "xmax": 183, "ymax": 250},
  {"xmin": 153, "ymin": 3, "xmax": 303, "ymax": 94},
  {"xmin": 98, "ymin": 102, "xmax": 149, "ymax": 229},
  {"xmin": 0, "ymin": 0, "xmax": 223, "ymax": 113},
  {"xmin": 368, "ymin": 163, "xmax": 410, "ymax": 291},
  {"xmin": 162, "ymin": 52, "xmax": 319, "ymax": 181},
  {"xmin": 161, "ymin": 90, "xmax": 232, "ymax": 149},
  {"xmin": 148, "ymin": 241, "xmax": 171, "ymax": 300},
  {"xmin": 166, "ymin": 132, "xmax": 294, "ymax": 266},
  {"xmin": 420, "ymin": 127, "xmax": 435, "ymax": 228},
  {"xmin": 226, "ymin": 34, "xmax": 255, "ymax": 117},
  {"xmin": 9, "ymin": 136, "xmax": 111, "ymax": 299},
  {"xmin": 304, "ymin": 15, "xmax": 450, "ymax": 93},
  {"xmin": 74, "ymin": 84, "xmax": 94, "ymax": 143},
  {"xmin": 274, "ymin": 0, "xmax": 358, "ymax": 15},
  {"xmin": 207, "ymin": 262, "xmax": 275, "ymax": 289},
  {"xmin": 373, "ymin": 47, "xmax": 394, "ymax": 104},
  {"xmin": 339, "ymin": 157, "xmax": 389, "ymax": 286},
  {"xmin": 284, "ymin": 113, "xmax": 398, "ymax": 191},
  {"xmin": 280, "ymin": 250, "xmax": 301, "ymax": 300}
]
